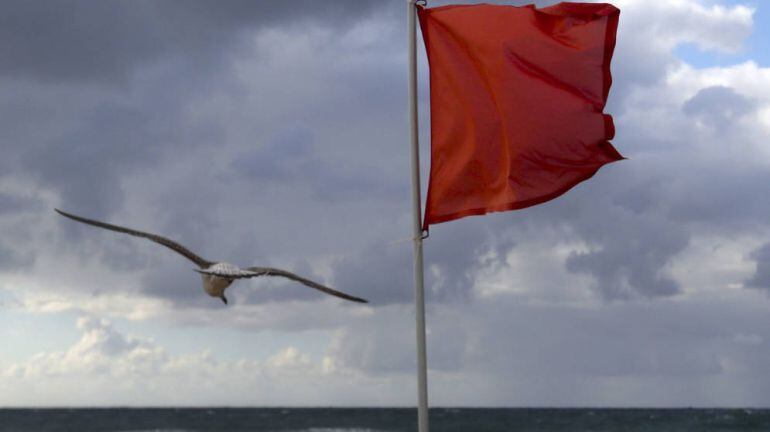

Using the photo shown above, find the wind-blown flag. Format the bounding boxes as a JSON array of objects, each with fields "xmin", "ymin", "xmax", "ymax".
[{"xmin": 418, "ymin": 3, "xmax": 623, "ymax": 229}]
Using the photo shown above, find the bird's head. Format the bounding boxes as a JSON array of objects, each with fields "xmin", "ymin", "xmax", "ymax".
[{"xmin": 219, "ymin": 278, "xmax": 235, "ymax": 305}]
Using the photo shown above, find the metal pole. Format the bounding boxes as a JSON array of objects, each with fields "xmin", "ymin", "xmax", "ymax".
[{"xmin": 407, "ymin": 1, "xmax": 429, "ymax": 431}]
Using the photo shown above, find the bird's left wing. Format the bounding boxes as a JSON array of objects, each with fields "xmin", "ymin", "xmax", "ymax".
[
  {"xmin": 55, "ymin": 209, "xmax": 213, "ymax": 268},
  {"xmin": 239, "ymin": 266, "xmax": 369, "ymax": 303}
]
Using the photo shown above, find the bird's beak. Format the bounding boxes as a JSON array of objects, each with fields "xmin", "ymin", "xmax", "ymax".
[{"xmin": 221, "ymin": 296, "xmax": 228, "ymax": 305}]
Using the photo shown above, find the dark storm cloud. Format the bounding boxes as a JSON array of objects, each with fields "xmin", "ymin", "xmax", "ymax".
[
  {"xmin": 52, "ymin": 210, "xmax": 154, "ymax": 275},
  {"xmin": 139, "ymin": 260, "xmax": 213, "ymax": 308},
  {"xmin": 0, "ymin": 242, "xmax": 32, "ymax": 271},
  {"xmin": 329, "ymin": 306, "xmax": 470, "ymax": 375},
  {"xmin": 683, "ymin": 85, "xmax": 756, "ymax": 129},
  {"xmin": 423, "ymin": 219, "xmax": 515, "ymax": 300},
  {"xmin": 231, "ymin": 127, "xmax": 401, "ymax": 203},
  {"xmin": 533, "ymin": 90, "xmax": 758, "ymax": 300},
  {"xmin": 332, "ymin": 215, "xmax": 516, "ymax": 305},
  {"xmin": 35, "ymin": 94, "xmax": 224, "ymax": 278},
  {"xmin": 745, "ymin": 243, "xmax": 770, "ymax": 291},
  {"xmin": 0, "ymin": 193, "xmax": 43, "ymax": 271},
  {"xmin": 232, "ymin": 127, "xmax": 315, "ymax": 182},
  {"xmin": 4, "ymin": 0, "xmax": 763, "ymax": 316},
  {"xmin": 2, "ymin": 0, "xmax": 392, "ymax": 243},
  {"xmin": 332, "ymin": 324, "xmax": 415, "ymax": 375},
  {"xmin": 235, "ymin": 260, "xmax": 331, "ymax": 304},
  {"xmin": 13, "ymin": 0, "xmax": 400, "ymax": 223},
  {"xmin": 328, "ymin": 79, "xmax": 761, "ymax": 305},
  {"xmin": 1, "ymin": 0, "xmax": 403, "ymax": 285},
  {"xmin": 611, "ymin": 180, "xmax": 662, "ymax": 215},
  {"xmin": 0, "ymin": 193, "xmax": 43, "ymax": 214},
  {"xmin": 0, "ymin": 0, "xmax": 386, "ymax": 84},
  {"xmin": 561, "ymin": 186, "xmax": 688, "ymax": 300},
  {"xmin": 333, "ymin": 242, "xmax": 413, "ymax": 305},
  {"xmin": 331, "ymin": 158, "xmax": 689, "ymax": 304},
  {"xmin": 119, "ymin": 194, "xmax": 339, "ymax": 306},
  {"xmin": 667, "ymin": 167, "xmax": 770, "ymax": 227},
  {"xmin": 565, "ymin": 224, "xmax": 684, "ymax": 300},
  {"xmin": 26, "ymin": 104, "xmax": 169, "ymax": 217},
  {"xmin": 332, "ymin": 296, "xmax": 770, "ymax": 397},
  {"xmin": 84, "ymin": 207, "xmax": 266, "ymax": 306},
  {"xmin": 441, "ymin": 162, "xmax": 686, "ymax": 302},
  {"xmin": 462, "ymin": 299, "xmax": 727, "ymax": 380}
]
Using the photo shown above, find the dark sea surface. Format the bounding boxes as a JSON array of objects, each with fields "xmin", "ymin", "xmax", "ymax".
[{"xmin": 1, "ymin": 408, "xmax": 769, "ymax": 432}]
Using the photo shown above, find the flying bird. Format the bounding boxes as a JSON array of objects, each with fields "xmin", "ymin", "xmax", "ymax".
[{"xmin": 55, "ymin": 209, "xmax": 368, "ymax": 305}]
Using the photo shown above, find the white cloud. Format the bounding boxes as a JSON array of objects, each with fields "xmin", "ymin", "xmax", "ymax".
[
  {"xmin": 266, "ymin": 346, "xmax": 312, "ymax": 371},
  {"xmin": 1, "ymin": 316, "xmax": 365, "ymax": 406},
  {"xmin": 4, "ymin": 316, "xmax": 165, "ymax": 381},
  {"xmin": 0, "ymin": 314, "xmax": 449, "ymax": 406},
  {"xmin": 615, "ymin": 0, "xmax": 753, "ymax": 53}
]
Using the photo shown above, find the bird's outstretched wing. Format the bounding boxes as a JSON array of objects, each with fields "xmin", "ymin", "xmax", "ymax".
[
  {"xmin": 55, "ymin": 208, "xmax": 213, "ymax": 269},
  {"xmin": 197, "ymin": 265, "xmax": 368, "ymax": 303}
]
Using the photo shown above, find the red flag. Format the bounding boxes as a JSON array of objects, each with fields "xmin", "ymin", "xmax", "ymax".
[{"xmin": 418, "ymin": 3, "xmax": 623, "ymax": 229}]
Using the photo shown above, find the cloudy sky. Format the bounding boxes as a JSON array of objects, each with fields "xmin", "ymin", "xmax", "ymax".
[{"xmin": 1, "ymin": 0, "xmax": 770, "ymax": 407}]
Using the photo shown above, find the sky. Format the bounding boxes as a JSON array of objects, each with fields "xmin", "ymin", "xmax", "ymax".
[{"xmin": 1, "ymin": 0, "xmax": 770, "ymax": 408}]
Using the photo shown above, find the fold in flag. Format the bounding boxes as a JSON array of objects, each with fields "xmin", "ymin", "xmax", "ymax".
[{"xmin": 418, "ymin": 2, "xmax": 623, "ymax": 229}]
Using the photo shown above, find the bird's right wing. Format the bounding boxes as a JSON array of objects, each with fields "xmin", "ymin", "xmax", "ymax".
[
  {"xmin": 245, "ymin": 266, "xmax": 368, "ymax": 303},
  {"xmin": 55, "ymin": 209, "xmax": 213, "ymax": 269}
]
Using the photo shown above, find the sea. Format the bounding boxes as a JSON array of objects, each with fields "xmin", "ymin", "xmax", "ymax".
[{"xmin": 1, "ymin": 408, "xmax": 769, "ymax": 432}]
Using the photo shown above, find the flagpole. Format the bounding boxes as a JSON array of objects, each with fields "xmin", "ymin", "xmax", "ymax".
[{"xmin": 407, "ymin": 1, "xmax": 430, "ymax": 431}]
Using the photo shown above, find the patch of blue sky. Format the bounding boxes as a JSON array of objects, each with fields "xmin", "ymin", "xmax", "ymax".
[{"xmin": 675, "ymin": 1, "xmax": 770, "ymax": 68}]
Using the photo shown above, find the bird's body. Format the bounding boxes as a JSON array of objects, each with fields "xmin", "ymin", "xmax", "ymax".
[
  {"xmin": 197, "ymin": 263, "xmax": 258, "ymax": 303},
  {"xmin": 201, "ymin": 271, "xmax": 232, "ymax": 300},
  {"xmin": 55, "ymin": 209, "xmax": 367, "ymax": 305}
]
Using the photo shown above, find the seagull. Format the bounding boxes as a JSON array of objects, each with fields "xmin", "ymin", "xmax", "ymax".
[{"xmin": 55, "ymin": 209, "xmax": 367, "ymax": 305}]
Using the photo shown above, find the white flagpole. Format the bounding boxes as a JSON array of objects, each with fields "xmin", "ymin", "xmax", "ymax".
[{"xmin": 407, "ymin": 1, "xmax": 430, "ymax": 432}]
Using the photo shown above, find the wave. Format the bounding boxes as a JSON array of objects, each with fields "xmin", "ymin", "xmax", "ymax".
[{"xmin": 287, "ymin": 429, "xmax": 395, "ymax": 432}]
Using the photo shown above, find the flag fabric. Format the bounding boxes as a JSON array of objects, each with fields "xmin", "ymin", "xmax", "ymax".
[{"xmin": 418, "ymin": 2, "xmax": 623, "ymax": 229}]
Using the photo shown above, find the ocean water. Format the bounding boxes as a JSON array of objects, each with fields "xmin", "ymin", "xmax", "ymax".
[{"xmin": 1, "ymin": 408, "xmax": 769, "ymax": 432}]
